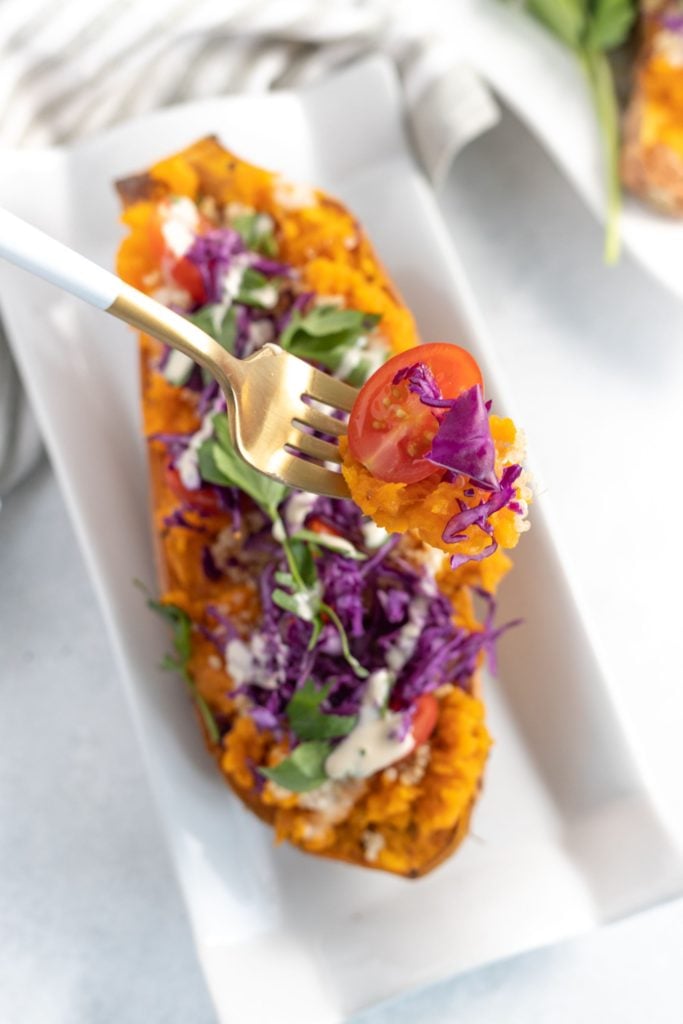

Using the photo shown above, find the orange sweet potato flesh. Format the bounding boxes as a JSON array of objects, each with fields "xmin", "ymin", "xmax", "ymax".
[
  {"xmin": 117, "ymin": 136, "xmax": 496, "ymax": 877},
  {"xmin": 621, "ymin": 5, "xmax": 683, "ymax": 215}
]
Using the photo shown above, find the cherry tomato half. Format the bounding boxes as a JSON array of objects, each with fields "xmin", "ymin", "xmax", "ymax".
[
  {"xmin": 307, "ymin": 516, "xmax": 342, "ymax": 538},
  {"xmin": 171, "ymin": 257, "xmax": 206, "ymax": 305},
  {"xmin": 165, "ymin": 465, "xmax": 223, "ymax": 515},
  {"xmin": 410, "ymin": 693, "xmax": 439, "ymax": 747},
  {"xmin": 347, "ymin": 343, "xmax": 482, "ymax": 484}
]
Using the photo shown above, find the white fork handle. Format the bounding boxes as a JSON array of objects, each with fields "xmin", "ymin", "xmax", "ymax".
[
  {"xmin": 0, "ymin": 207, "xmax": 120, "ymax": 310},
  {"xmin": 0, "ymin": 206, "xmax": 245, "ymax": 393}
]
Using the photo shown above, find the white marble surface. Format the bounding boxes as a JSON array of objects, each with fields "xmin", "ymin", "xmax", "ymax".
[{"xmin": 3, "ymin": 101, "xmax": 683, "ymax": 1023}]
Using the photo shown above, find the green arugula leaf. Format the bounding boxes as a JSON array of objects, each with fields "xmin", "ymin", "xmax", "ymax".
[
  {"xmin": 236, "ymin": 267, "xmax": 279, "ymax": 308},
  {"xmin": 260, "ymin": 740, "xmax": 331, "ymax": 792},
  {"xmin": 208, "ymin": 414, "xmax": 288, "ymax": 516},
  {"xmin": 345, "ymin": 356, "xmax": 379, "ymax": 388},
  {"xmin": 288, "ymin": 539, "xmax": 317, "ymax": 588},
  {"xmin": 197, "ymin": 441, "xmax": 230, "ymax": 486},
  {"xmin": 147, "ymin": 599, "xmax": 220, "ymax": 743},
  {"xmin": 231, "ymin": 211, "xmax": 278, "ymax": 256},
  {"xmin": 286, "ymin": 680, "xmax": 357, "ymax": 741},
  {"xmin": 291, "ymin": 528, "xmax": 367, "ymax": 561},
  {"xmin": 585, "ymin": 0, "xmax": 636, "ymax": 51},
  {"xmin": 279, "ymin": 305, "xmax": 381, "ymax": 372},
  {"xmin": 188, "ymin": 305, "xmax": 237, "ymax": 353},
  {"xmin": 272, "ymin": 588, "xmax": 305, "ymax": 616},
  {"xmin": 148, "ymin": 600, "xmax": 192, "ymax": 664}
]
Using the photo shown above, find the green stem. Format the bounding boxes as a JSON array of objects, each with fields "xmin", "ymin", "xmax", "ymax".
[
  {"xmin": 273, "ymin": 512, "xmax": 306, "ymax": 590},
  {"xmin": 579, "ymin": 46, "xmax": 621, "ymax": 265},
  {"xmin": 321, "ymin": 603, "xmax": 369, "ymax": 679}
]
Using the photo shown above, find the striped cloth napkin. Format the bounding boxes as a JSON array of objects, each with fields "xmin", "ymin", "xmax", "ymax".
[{"xmin": 0, "ymin": 0, "xmax": 499, "ymax": 496}]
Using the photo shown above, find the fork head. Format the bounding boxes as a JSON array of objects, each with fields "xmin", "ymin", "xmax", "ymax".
[{"xmin": 223, "ymin": 343, "xmax": 359, "ymax": 499}]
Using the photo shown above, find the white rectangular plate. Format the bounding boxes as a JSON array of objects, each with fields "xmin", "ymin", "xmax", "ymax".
[{"xmin": 1, "ymin": 57, "xmax": 682, "ymax": 1024}]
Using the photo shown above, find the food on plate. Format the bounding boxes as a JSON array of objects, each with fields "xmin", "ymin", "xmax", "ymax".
[
  {"xmin": 621, "ymin": 1, "xmax": 683, "ymax": 215},
  {"xmin": 116, "ymin": 136, "xmax": 527, "ymax": 877},
  {"xmin": 341, "ymin": 344, "xmax": 529, "ymax": 567},
  {"xmin": 513, "ymin": 0, "xmax": 683, "ymax": 258}
]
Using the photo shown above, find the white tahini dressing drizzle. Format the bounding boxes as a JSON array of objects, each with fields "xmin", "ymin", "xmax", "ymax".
[
  {"xmin": 160, "ymin": 197, "xmax": 199, "ymax": 257},
  {"xmin": 325, "ymin": 667, "xmax": 415, "ymax": 780},
  {"xmin": 162, "ymin": 348, "xmax": 195, "ymax": 386},
  {"xmin": 284, "ymin": 491, "xmax": 317, "ymax": 534},
  {"xmin": 292, "ymin": 587, "xmax": 321, "ymax": 622},
  {"xmin": 361, "ymin": 520, "xmax": 390, "ymax": 549},
  {"xmin": 226, "ymin": 633, "xmax": 287, "ymax": 691},
  {"xmin": 176, "ymin": 407, "xmax": 218, "ymax": 490},
  {"xmin": 325, "ymin": 596, "xmax": 431, "ymax": 781}
]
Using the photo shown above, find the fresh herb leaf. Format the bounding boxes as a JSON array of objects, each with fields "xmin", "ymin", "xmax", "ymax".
[
  {"xmin": 291, "ymin": 528, "xmax": 367, "ymax": 561},
  {"xmin": 188, "ymin": 305, "xmax": 237, "ymax": 353},
  {"xmin": 197, "ymin": 441, "xmax": 229, "ymax": 486},
  {"xmin": 236, "ymin": 267, "xmax": 279, "ymax": 308},
  {"xmin": 585, "ymin": 0, "xmax": 636, "ymax": 51},
  {"xmin": 289, "ymin": 539, "xmax": 317, "ymax": 588},
  {"xmin": 147, "ymin": 599, "xmax": 220, "ymax": 743},
  {"xmin": 286, "ymin": 679, "xmax": 357, "ymax": 741},
  {"xmin": 260, "ymin": 740, "xmax": 331, "ymax": 792},
  {"xmin": 272, "ymin": 588, "xmax": 304, "ymax": 616},
  {"xmin": 231, "ymin": 211, "xmax": 278, "ymax": 257},
  {"xmin": 208, "ymin": 414, "xmax": 288, "ymax": 516},
  {"xmin": 148, "ymin": 600, "xmax": 192, "ymax": 664},
  {"xmin": 346, "ymin": 356, "xmax": 379, "ymax": 388},
  {"xmin": 279, "ymin": 305, "xmax": 381, "ymax": 372}
]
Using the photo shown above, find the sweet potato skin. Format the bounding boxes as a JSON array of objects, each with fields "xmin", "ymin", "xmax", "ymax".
[{"xmin": 118, "ymin": 137, "xmax": 493, "ymax": 877}]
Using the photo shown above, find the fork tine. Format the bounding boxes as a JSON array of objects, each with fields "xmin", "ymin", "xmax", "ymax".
[
  {"xmin": 278, "ymin": 454, "xmax": 350, "ymax": 499},
  {"xmin": 303, "ymin": 370, "xmax": 358, "ymax": 413},
  {"xmin": 299, "ymin": 405, "xmax": 347, "ymax": 437},
  {"xmin": 287, "ymin": 431, "xmax": 342, "ymax": 464}
]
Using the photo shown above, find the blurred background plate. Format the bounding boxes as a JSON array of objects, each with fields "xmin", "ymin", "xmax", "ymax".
[{"xmin": 447, "ymin": 0, "xmax": 683, "ymax": 302}]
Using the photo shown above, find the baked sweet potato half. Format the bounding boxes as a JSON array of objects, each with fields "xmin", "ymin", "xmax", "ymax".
[
  {"xmin": 116, "ymin": 137, "xmax": 527, "ymax": 877},
  {"xmin": 621, "ymin": 2, "xmax": 683, "ymax": 215}
]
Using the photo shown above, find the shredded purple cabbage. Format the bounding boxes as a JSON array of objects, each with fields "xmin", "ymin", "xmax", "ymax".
[
  {"xmin": 662, "ymin": 12, "xmax": 683, "ymax": 32},
  {"xmin": 392, "ymin": 365, "xmax": 498, "ymax": 488},
  {"xmin": 443, "ymin": 464, "xmax": 522, "ymax": 544},
  {"xmin": 393, "ymin": 363, "xmax": 453, "ymax": 409},
  {"xmin": 162, "ymin": 506, "xmax": 206, "ymax": 532},
  {"xmin": 428, "ymin": 385, "xmax": 499, "ymax": 491},
  {"xmin": 186, "ymin": 228, "xmax": 245, "ymax": 303},
  {"xmin": 233, "ymin": 497, "xmax": 507, "ymax": 733},
  {"xmin": 201, "ymin": 546, "xmax": 222, "ymax": 581}
]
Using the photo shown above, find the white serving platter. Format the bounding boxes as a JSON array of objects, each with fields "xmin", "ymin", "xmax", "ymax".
[{"xmin": 1, "ymin": 56, "xmax": 681, "ymax": 1024}]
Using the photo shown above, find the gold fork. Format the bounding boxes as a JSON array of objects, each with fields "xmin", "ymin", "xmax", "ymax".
[{"xmin": 0, "ymin": 208, "xmax": 357, "ymax": 498}]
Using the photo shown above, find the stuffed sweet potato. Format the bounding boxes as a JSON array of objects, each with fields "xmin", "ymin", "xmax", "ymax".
[
  {"xmin": 116, "ymin": 137, "xmax": 525, "ymax": 877},
  {"xmin": 621, "ymin": 1, "xmax": 683, "ymax": 215}
]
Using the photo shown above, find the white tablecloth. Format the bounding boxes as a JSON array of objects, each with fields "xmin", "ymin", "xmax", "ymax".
[{"xmin": 2, "ymin": 97, "xmax": 683, "ymax": 1024}]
